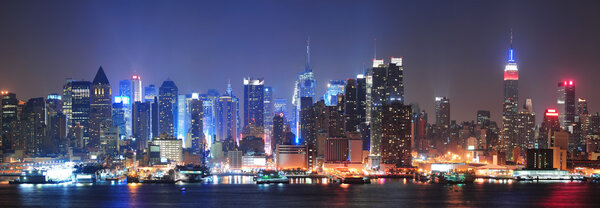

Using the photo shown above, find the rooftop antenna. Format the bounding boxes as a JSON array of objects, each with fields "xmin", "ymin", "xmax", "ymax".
[
  {"xmin": 373, "ymin": 38, "xmax": 377, "ymax": 60},
  {"xmin": 306, "ymin": 36, "xmax": 311, "ymax": 71}
]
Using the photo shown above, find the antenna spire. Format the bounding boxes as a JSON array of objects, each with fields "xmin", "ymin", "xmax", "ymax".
[
  {"xmin": 305, "ymin": 36, "xmax": 311, "ymax": 71},
  {"xmin": 508, "ymin": 28, "xmax": 515, "ymax": 62},
  {"xmin": 373, "ymin": 38, "xmax": 377, "ymax": 60}
]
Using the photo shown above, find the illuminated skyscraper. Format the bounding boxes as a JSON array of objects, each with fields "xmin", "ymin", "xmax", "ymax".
[
  {"xmin": 323, "ymin": 80, "xmax": 345, "ymax": 106},
  {"xmin": 502, "ymin": 31, "xmax": 519, "ymax": 160},
  {"xmin": 557, "ymin": 80, "xmax": 576, "ymax": 130},
  {"xmin": 159, "ymin": 80, "xmax": 178, "ymax": 137},
  {"xmin": 368, "ymin": 57, "xmax": 405, "ymax": 157},
  {"xmin": 216, "ymin": 95, "xmax": 237, "ymax": 143},
  {"xmin": 381, "ymin": 102, "xmax": 412, "ymax": 167},
  {"xmin": 243, "ymin": 77, "xmax": 264, "ymax": 137},
  {"xmin": 1, "ymin": 92, "xmax": 18, "ymax": 150},
  {"xmin": 131, "ymin": 75, "xmax": 142, "ymax": 103},
  {"xmin": 69, "ymin": 80, "xmax": 91, "ymax": 144},
  {"xmin": 188, "ymin": 95, "xmax": 203, "ymax": 150},
  {"xmin": 264, "ymin": 86, "xmax": 274, "ymax": 135},
  {"xmin": 539, "ymin": 108, "xmax": 560, "ymax": 148},
  {"xmin": 292, "ymin": 37, "xmax": 316, "ymax": 138},
  {"xmin": 90, "ymin": 66, "xmax": 113, "ymax": 148},
  {"xmin": 435, "ymin": 97, "xmax": 450, "ymax": 128}
]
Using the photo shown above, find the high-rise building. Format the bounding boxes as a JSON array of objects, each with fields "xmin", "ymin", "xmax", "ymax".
[
  {"xmin": 1, "ymin": 92, "xmax": 18, "ymax": 150},
  {"xmin": 69, "ymin": 80, "xmax": 91, "ymax": 145},
  {"xmin": 368, "ymin": 57, "xmax": 405, "ymax": 157},
  {"xmin": 45, "ymin": 94, "xmax": 65, "ymax": 154},
  {"xmin": 516, "ymin": 111, "xmax": 536, "ymax": 151},
  {"xmin": 14, "ymin": 98, "xmax": 45, "ymax": 154},
  {"xmin": 476, "ymin": 110, "xmax": 491, "ymax": 126},
  {"xmin": 271, "ymin": 113, "xmax": 286, "ymax": 154},
  {"xmin": 323, "ymin": 80, "xmax": 345, "ymax": 106},
  {"xmin": 132, "ymin": 101, "xmax": 151, "ymax": 152},
  {"xmin": 539, "ymin": 108, "xmax": 560, "ymax": 148},
  {"xmin": 90, "ymin": 67, "xmax": 113, "ymax": 148},
  {"xmin": 243, "ymin": 77, "xmax": 264, "ymax": 137},
  {"xmin": 435, "ymin": 97, "xmax": 450, "ymax": 128},
  {"xmin": 344, "ymin": 79, "xmax": 359, "ymax": 132},
  {"xmin": 144, "ymin": 84, "xmax": 157, "ymax": 103},
  {"xmin": 216, "ymin": 95, "xmax": 237, "ymax": 143},
  {"xmin": 158, "ymin": 80, "xmax": 178, "ymax": 137},
  {"xmin": 189, "ymin": 95, "xmax": 203, "ymax": 150},
  {"xmin": 177, "ymin": 94, "xmax": 188, "ymax": 140},
  {"xmin": 502, "ymin": 32, "xmax": 519, "ymax": 160},
  {"xmin": 356, "ymin": 74, "xmax": 367, "ymax": 123},
  {"xmin": 263, "ymin": 86, "xmax": 274, "ymax": 142},
  {"xmin": 299, "ymin": 97, "xmax": 314, "ymax": 145},
  {"xmin": 131, "ymin": 75, "xmax": 142, "ymax": 103},
  {"xmin": 413, "ymin": 110, "xmax": 428, "ymax": 154},
  {"xmin": 381, "ymin": 102, "xmax": 412, "ymax": 167},
  {"xmin": 557, "ymin": 80, "xmax": 576, "ymax": 130},
  {"xmin": 292, "ymin": 37, "xmax": 316, "ymax": 138},
  {"xmin": 112, "ymin": 96, "xmax": 130, "ymax": 140}
]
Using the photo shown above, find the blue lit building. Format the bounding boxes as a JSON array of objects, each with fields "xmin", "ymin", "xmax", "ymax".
[
  {"xmin": 324, "ymin": 80, "xmax": 346, "ymax": 106},
  {"xmin": 292, "ymin": 38, "xmax": 316, "ymax": 141}
]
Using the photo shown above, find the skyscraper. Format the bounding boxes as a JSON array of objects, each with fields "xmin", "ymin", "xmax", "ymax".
[
  {"xmin": 299, "ymin": 97, "xmax": 314, "ymax": 145},
  {"xmin": 292, "ymin": 37, "xmax": 316, "ymax": 138},
  {"xmin": 435, "ymin": 97, "xmax": 450, "ymax": 128},
  {"xmin": 381, "ymin": 102, "xmax": 412, "ymax": 167},
  {"xmin": 132, "ymin": 101, "xmax": 151, "ymax": 152},
  {"xmin": 70, "ymin": 80, "xmax": 91, "ymax": 145},
  {"xmin": 243, "ymin": 77, "xmax": 264, "ymax": 137},
  {"xmin": 144, "ymin": 84, "xmax": 157, "ymax": 103},
  {"xmin": 216, "ymin": 95, "xmax": 237, "ymax": 143},
  {"xmin": 344, "ymin": 79, "xmax": 359, "ymax": 132},
  {"xmin": 1, "ymin": 92, "xmax": 18, "ymax": 150},
  {"xmin": 356, "ymin": 74, "xmax": 367, "ymax": 123},
  {"xmin": 131, "ymin": 75, "xmax": 143, "ymax": 103},
  {"xmin": 557, "ymin": 80, "xmax": 576, "ymax": 130},
  {"xmin": 540, "ymin": 108, "xmax": 560, "ymax": 148},
  {"xmin": 263, "ymin": 86, "xmax": 274, "ymax": 136},
  {"xmin": 502, "ymin": 31, "xmax": 519, "ymax": 161},
  {"xmin": 159, "ymin": 80, "xmax": 178, "ymax": 137},
  {"xmin": 90, "ymin": 66, "xmax": 113, "ymax": 148},
  {"xmin": 368, "ymin": 57, "xmax": 405, "ymax": 157},
  {"xmin": 189, "ymin": 95, "xmax": 203, "ymax": 150}
]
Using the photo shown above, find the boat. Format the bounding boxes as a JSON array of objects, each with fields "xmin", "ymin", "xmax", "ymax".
[
  {"xmin": 175, "ymin": 165, "xmax": 211, "ymax": 183},
  {"xmin": 433, "ymin": 172, "xmax": 475, "ymax": 184},
  {"xmin": 9, "ymin": 170, "xmax": 66, "ymax": 184},
  {"xmin": 255, "ymin": 170, "xmax": 290, "ymax": 184},
  {"xmin": 330, "ymin": 168, "xmax": 370, "ymax": 184}
]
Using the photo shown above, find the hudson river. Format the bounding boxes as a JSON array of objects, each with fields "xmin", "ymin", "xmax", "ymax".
[{"xmin": 1, "ymin": 177, "xmax": 600, "ymax": 207}]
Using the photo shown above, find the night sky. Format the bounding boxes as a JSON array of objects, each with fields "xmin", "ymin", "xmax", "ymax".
[{"xmin": 1, "ymin": 0, "xmax": 600, "ymax": 124}]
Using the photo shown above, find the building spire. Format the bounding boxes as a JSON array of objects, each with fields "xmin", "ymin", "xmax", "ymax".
[
  {"xmin": 226, "ymin": 79, "xmax": 233, "ymax": 96},
  {"xmin": 305, "ymin": 36, "xmax": 311, "ymax": 72}
]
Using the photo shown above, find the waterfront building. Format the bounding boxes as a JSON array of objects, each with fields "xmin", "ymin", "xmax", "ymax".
[{"xmin": 152, "ymin": 136, "xmax": 183, "ymax": 163}]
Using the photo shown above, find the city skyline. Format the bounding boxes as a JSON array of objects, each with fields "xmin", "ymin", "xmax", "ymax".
[{"xmin": 2, "ymin": 1, "xmax": 600, "ymax": 124}]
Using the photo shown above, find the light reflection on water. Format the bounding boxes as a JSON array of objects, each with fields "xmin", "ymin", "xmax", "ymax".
[{"xmin": 1, "ymin": 177, "xmax": 600, "ymax": 207}]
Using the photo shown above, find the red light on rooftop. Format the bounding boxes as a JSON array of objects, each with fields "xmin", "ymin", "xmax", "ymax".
[
  {"xmin": 569, "ymin": 80, "xmax": 573, "ymax": 86},
  {"xmin": 545, "ymin": 108, "xmax": 559, "ymax": 117}
]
